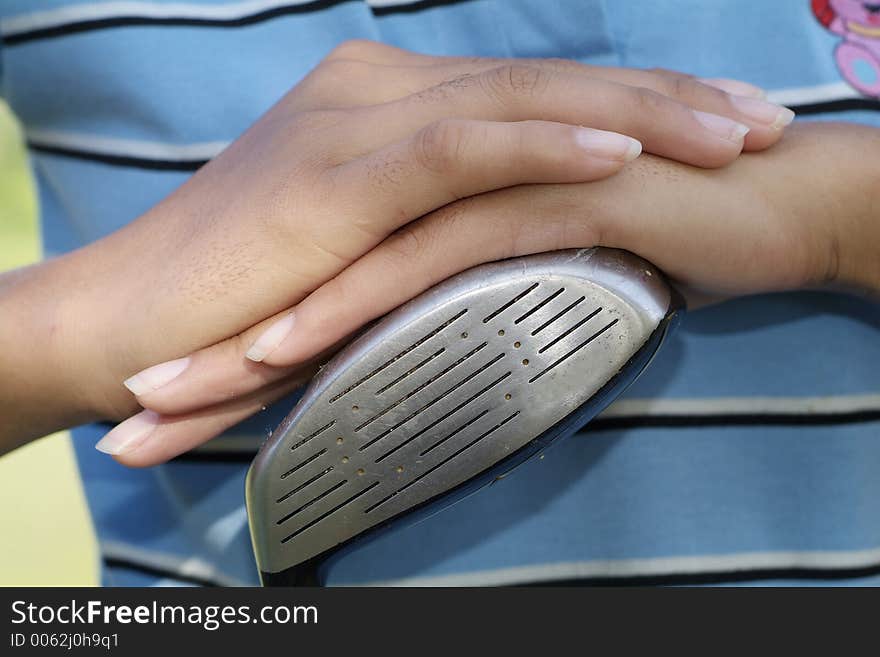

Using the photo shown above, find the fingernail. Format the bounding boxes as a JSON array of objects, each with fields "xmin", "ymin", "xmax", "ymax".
[
  {"xmin": 693, "ymin": 110, "xmax": 750, "ymax": 142},
  {"xmin": 95, "ymin": 409, "xmax": 159, "ymax": 455},
  {"xmin": 124, "ymin": 357, "xmax": 190, "ymax": 396},
  {"xmin": 246, "ymin": 312, "xmax": 296, "ymax": 362},
  {"xmin": 699, "ymin": 77, "xmax": 767, "ymax": 99},
  {"xmin": 728, "ymin": 95, "xmax": 795, "ymax": 130},
  {"xmin": 575, "ymin": 128, "xmax": 642, "ymax": 162}
]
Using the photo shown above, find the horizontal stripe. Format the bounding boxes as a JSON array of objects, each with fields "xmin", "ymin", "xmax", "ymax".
[
  {"xmin": 587, "ymin": 410, "xmax": 880, "ymax": 431},
  {"xmin": 176, "ymin": 394, "xmax": 880, "ymax": 459},
  {"xmin": 29, "ymin": 142, "xmax": 209, "ymax": 171},
  {"xmin": 176, "ymin": 413, "xmax": 880, "ymax": 460},
  {"xmin": 26, "ymin": 128, "xmax": 227, "ymax": 161},
  {"xmin": 371, "ymin": 0, "xmax": 476, "ymax": 14},
  {"xmin": 531, "ymin": 564, "xmax": 880, "ymax": 586},
  {"xmin": 22, "ymin": 78, "xmax": 880, "ymax": 171},
  {"xmin": 767, "ymin": 81, "xmax": 859, "ymax": 106},
  {"xmin": 788, "ymin": 98, "xmax": 880, "ymax": 115},
  {"xmin": 361, "ymin": 546, "xmax": 880, "ymax": 586},
  {"xmin": 104, "ymin": 559, "xmax": 214, "ymax": 586},
  {"xmin": 0, "ymin": 0, "xmax": 478, "ymax": 45},
  {"xmin": 27, "ymin": 128, "xmax": 223, "ymax": 170},
  {"xmin": 101, "ymin": 540, "xmax": 248, "ymax": 586},
  {"xmin": 2, "ymin": 0, "xmax": 341, "ymax": 32},
  {"xmin": 768, "ymin": 82, "xmax": 880, "ymax": 115},
  {"xmin": 599, "ymin": 394, "xmax": 880, "ymax": 417},
  {"xmin": 591, "ymin": 394, "xmax": 880, "ymax": 430}
]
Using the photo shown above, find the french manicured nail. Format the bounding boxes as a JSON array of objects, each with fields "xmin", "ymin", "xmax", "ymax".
[
  {"xmin": 124, "ymin": 357, "xmax": 190, "ymax": 396},
  {"xmin": 575, "ymin": 128, "xmax": 642, "ymax": 162},
  {"xmin": 95, "ymin": 409, "xmax": 159, "ymax": 455},
  {"xmin": 699, "ymin": 77, "xmax": 767, "ymax": 99},
  {"xmin": 246, "ymin": 312, "xmax": 296, "ymax": 362},
  {"xmin": 693, "ymin": 110, "xmax": 751, "ymax": 142},
  {"xmin": 728, "ymin": 95, "xmax": 795, "ymax": 130}
]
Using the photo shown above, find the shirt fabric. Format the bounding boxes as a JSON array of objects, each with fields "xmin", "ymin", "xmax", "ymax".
[{"xmin": 1, "ymin": 0, "xmax": 879, "ymax": 586}]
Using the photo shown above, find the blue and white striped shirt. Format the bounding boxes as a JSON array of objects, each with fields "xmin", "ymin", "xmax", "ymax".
[{"xmin": 2, "ymin": 0, "xmax": 879, "ymax": 586}]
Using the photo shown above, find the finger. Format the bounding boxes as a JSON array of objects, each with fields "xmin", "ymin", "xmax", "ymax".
[
  {"xmin": 124, "ymin": 327, "xmax": 346, "ymax": 416},
  {"xmin": 601, "ymin": 68, "xmax": 790, "ymax": 151},
  {"xmin": 250, "ymin": 186, "xmax": 598, "ymax": 367},
  {"xmin": 337, "ymin": 49, "xmax": 767, "ymax": 110},
  {"xmin": 97, "ymin": 375, "xmax": 308, "ymax": 467},
  {"xmin": 325, "ymin": 119, "xmax": 640, "ymax": 254},
  {"xmin": 302, "ymin": 53, "xmax": 788, "ymax": 152},
  {"xmin": 137, "ymin": 126, "xmax": 631, "ymax": 405},
  {"xmin": 346, "ymin": 65, "xmax": 750, "ymax": 168}
]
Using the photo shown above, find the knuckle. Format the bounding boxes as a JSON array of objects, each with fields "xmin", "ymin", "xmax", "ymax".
[
  {"xmin": 382, "ymin": 200, "xmax": 471, "ymax": 265},
  {"xmin": 632, "ymin": 86, "xmax": 668, "ymax": 114},
  {"xmin": 647, "ymin": 69, "xmax": 703, "ymax": 100},
  {"xmin": 413, "ymin": 119, "xmax": 469, "ymax": 174},
  {"xmin": 410, "ymin": 72, "xmax": 478, "ymax": 105},
  {"xmin": 383, "ymin": 223, "xmax": 430, "ymax": 262},
  {"xmin": 666, "ymin": 73, "xmax": 717, "ymax": 105},
  {"xmin": 665, "ymin": 73, "xmax": 694, "ymax": 100},
  {"xmin": 646, "ymin": 66, "xmax": 694, "ymax": 79},
  {"xmin": 482, "ymin": 64, "xmax": 550, "ymax": 103},
  {"xmin": 325, "ymin": 39, "xmax": 378, "ymax": 61},
  {"xmin": 539, "ymin": 57, "xmax": 581, "ymax": 75},
  {"xmin": 312, "ymin": 58, "xmax": 371, "ymax": 86},
  {"xmin": 302, "ymin": 60, "xmax": 378, "ymax": 109}
]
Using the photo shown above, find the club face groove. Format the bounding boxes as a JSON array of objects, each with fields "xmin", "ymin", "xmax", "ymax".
[{"xmin": 247, "ymin": 248, "xmax": 678, "ymax": 578}]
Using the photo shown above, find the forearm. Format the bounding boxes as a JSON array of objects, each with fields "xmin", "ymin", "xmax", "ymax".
[
  {"xmin": 0, "ymin": 199, "xmax": 284, "ymax": 455},
  {"xmin": 0, "ymin": 257, "xmax": 114, "ymax": 452}
]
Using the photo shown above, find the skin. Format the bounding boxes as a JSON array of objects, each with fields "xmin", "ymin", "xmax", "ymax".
[
  {"xmin": 109, "ymin": 120, "xmax": 880, "ymax": 466},
  {"xmin": 0, "ymin": 41, "xmax": 811, "ymax": 458}
]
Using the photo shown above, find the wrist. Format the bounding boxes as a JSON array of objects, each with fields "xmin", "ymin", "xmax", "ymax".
[
  {"xmin": 0, "ymin": 259, "xmax": 109, "ymax": 451},
  {"xmin": 52, "ymin": 248, "xmax": 141, "ymax": 422},
  {"xmin": 788, "ymin": 122, "xmax": 880, "ymax": 298},
  {"xmin": 829, "ymin": 158, "xmax": 880, "ymax": 297}
]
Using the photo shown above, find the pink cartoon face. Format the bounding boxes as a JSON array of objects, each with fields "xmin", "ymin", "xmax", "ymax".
[
  {"xmin": 830, "ymin": 0, "xmax": 880, "ymax": 26},
  {"xmin": 817, "ymin": 0, "xmax": 880, "ymax": 96}
]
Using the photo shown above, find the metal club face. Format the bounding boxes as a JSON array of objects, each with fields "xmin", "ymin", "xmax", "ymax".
[{"xmin": 247, "ymin": 248, "xmax": 679, "ymax": 582}]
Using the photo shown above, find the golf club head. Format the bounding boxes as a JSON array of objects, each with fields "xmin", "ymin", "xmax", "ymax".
[{"xmin": 247, "ymin": 248, "xmax": 682, "ymax": 585}]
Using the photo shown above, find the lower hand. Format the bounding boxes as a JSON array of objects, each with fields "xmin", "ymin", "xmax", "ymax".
[
  {"xmin": 24, "ymin": 39, "xmax": 797, "ymax": 462},
  {"xmin": 108, "ymin": 121, "xmax": 880, "ymax": 466}
]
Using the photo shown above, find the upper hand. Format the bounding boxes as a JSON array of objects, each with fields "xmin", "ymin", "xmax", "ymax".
[{"xmin": 85, "ymin": 41, "xmax": 797, "ymax": 464}]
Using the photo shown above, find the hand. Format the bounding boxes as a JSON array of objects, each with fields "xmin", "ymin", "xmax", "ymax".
[
  {"xmin": 3, "ymin": 39, "xmax": 799, "ymax": 458},
  {"xmin": 116, "ymin": 121, "xmax": 867, "ymax": 469}
]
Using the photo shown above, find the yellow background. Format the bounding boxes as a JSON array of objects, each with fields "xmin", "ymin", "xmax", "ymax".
[{"xmin": 0, "ymin": 101, "xmax": 99, "ymax": 586}]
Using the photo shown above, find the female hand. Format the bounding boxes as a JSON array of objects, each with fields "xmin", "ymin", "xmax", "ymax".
[{"xmin": 54, "ymin": 43, "xmax": 791, "ymax": 462}]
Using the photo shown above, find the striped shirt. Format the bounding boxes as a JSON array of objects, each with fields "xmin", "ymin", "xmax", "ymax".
[{"xmin": 2, "ymin": 0, "xmax": 879, "ymax": 586}]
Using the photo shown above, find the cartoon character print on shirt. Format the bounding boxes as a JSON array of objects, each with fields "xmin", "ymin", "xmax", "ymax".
[{"xmin": 813, "ymin": 0, "xmax": 880, "ymax": 96}]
